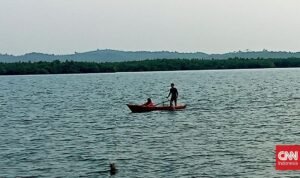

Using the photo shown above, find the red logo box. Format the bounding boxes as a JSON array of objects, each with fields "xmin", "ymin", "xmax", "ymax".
[{"xmin": 276, "ymin": 145, "xmax": 300, "ymax": 170}]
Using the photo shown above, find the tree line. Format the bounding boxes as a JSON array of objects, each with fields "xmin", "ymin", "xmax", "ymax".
[{"xmin": 0, "ymin": 58, "xmax": 299, "ymax": 75}]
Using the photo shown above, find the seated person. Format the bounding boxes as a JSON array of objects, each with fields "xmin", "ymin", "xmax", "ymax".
[{"xmin": 142, "ymin": 98, "xmax": 155, "ymax": 107}]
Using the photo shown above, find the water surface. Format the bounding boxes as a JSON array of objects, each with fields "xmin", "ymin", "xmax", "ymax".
[{"xmin": 0, "ymin": 68, "xmax": 299, "ymax": 177}]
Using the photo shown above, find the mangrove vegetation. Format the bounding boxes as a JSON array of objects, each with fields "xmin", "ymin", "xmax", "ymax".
[{"xmin": 0, "ymin": 58, "xmax": 299, "ymax": 75}]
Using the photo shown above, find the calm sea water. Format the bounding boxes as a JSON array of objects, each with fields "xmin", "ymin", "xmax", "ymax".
[{"xmin": 0, "ymin": 69, "xmax": 299, "ymax": 177}]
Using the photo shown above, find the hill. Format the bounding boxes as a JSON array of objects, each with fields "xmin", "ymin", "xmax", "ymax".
[{"xmin": 1, "ymin": 49, "xmax": 300, "ymax": 63}]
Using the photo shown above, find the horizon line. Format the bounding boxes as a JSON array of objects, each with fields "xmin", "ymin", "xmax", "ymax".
[{"xmin": 1, "ymin": 48, "xmax": 300, "ymax": 56}]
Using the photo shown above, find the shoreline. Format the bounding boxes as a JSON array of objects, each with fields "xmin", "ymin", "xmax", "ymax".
[
  {"xmin": 0, "ymin": 67, "xmax": 299, "ymax": 77},
  {"xmin": 0, "ymin": 58, "xmax": 300, "ymax": 76}
]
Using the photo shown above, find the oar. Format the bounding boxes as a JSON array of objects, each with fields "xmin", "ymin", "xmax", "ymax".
[{"xmin": 154, "ymin": 100, "xmax": 170, "ymax": 106}]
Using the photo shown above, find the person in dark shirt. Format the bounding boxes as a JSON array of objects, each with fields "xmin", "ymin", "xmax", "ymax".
[
  {"xmin": 167, "ymin": 83, "xmax": 178, "ymax": 106},
  {"xmin": 142, "ymin": 98, "xmax": 154, "ymax": 107}
]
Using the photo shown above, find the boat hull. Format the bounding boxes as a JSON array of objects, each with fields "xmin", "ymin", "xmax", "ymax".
[{"xmin": 127, "ymin": 104, "xmax": 186, "ymax": 113}]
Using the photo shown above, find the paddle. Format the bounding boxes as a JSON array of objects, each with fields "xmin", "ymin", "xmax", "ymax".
[{"xmin": 154, "ymin": 99, "xmax": 170, "ymax": 106}]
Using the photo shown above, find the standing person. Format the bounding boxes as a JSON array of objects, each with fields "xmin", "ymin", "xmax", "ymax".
[{"xmin": 167, "ymin": 83, "xmax": 178, "ymax": 106}]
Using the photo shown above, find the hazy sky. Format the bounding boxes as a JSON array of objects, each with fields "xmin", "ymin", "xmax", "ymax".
[{"xmin": 1, "ymin": 0, "xmax": 300, "ymax": 55}]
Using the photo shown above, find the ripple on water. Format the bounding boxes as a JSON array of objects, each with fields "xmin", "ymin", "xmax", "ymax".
[{"xmin": 0, "ymin": 69, "xmax": 299, "ymax": 177}]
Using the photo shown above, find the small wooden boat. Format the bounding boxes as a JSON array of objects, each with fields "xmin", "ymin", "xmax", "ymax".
[{"xmin": 127, "ymin": 104, "xmax": 186, "ymax": 113}]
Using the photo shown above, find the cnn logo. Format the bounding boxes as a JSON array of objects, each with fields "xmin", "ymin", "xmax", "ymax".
[
  {"xmin": 276, "ymin": 145, "xmax": 300, "ymax": 170},
  {"xmin": 278, "ymin": 151, "xmax": 298, "ymax": 161}
]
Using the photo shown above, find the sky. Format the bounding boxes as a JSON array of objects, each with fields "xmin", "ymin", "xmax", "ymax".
[{"xmin": 0, "ymin": 0, "xmax": 300, "ymax": 55}]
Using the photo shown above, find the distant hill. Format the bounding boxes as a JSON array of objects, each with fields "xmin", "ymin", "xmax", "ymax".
[{"xmin": 1, "ymin": 49, "xmax": 300, "ymax": 63}]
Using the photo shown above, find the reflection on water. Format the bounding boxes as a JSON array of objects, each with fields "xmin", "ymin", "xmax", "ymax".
[{"xmin": 0, "ymin": 69, "xmax": 299, "ymax": 177}]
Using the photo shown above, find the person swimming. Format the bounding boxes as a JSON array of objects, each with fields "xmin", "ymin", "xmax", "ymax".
[{"xmin": 110, "ymin": 163, "xmax": 117, "ymax": 175}]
